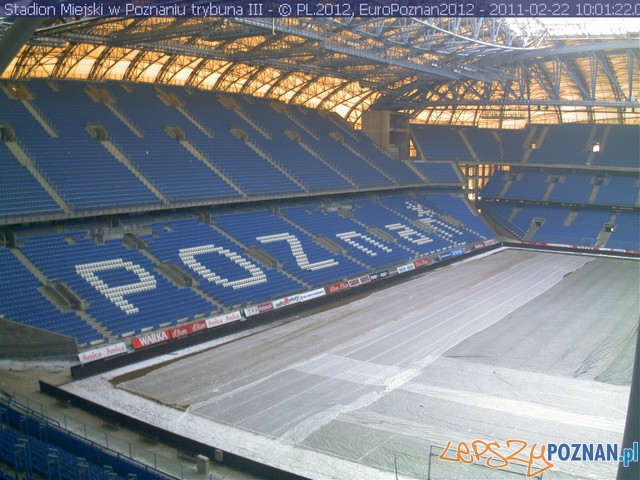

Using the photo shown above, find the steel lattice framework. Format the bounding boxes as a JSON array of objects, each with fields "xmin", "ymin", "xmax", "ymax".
[{"xmin": 0, "ymin": 14, "xmax": 639, "ymax": 126}]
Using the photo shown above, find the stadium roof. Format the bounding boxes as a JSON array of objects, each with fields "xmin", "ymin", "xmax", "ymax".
[{"xmin": 1, "ymin": 13, "xmax": 639, "ymax": 127}]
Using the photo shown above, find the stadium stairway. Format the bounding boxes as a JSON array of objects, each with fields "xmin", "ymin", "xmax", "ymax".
[
  {"xmin": 174, "ymin": 140, "xmax": 246, "ymax": 199},
  {"xmin": 18, "ymin": 96, "xmax": 58, "ymax": 138},
  {"xmin": 2, "ymin": 140, "xmax": 70, "ymax": 216},
  {"xmin": 289, "ymin": 133, "xmax": 359, "ymax": 188},
  {"xmin": 220, "ymin": 95, "xmax": 273, "ymax": 140},
  {"xmin": 9, "ymin": 248, "xmax": 111, "ymax": 342},
  {"xmin": 274, "ymin": 102, "xmax": 322, "ymax": 140},
  {"xmin": 595, "ymin": 212, "xmax": 618, "ymax": 247},
  {"xmin": 154, "ymin": 87, "xmax": 213, "ymax": 136},
  {"xmin": 84, "ymin": 84, "xmax": 144, "ymax": 138},
  {"xmin": 99, "ymin": 139, "xmax": 170, "ymax": 206},
  {"xmin": 242, "ymin": 136, "xmax": 310, "ymax": 193}
]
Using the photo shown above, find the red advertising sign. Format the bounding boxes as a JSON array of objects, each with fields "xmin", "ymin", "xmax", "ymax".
[
  {"xmin": 347, "ymin": 275, "xmax": 371, "ymax": 288},
  {"xmin": 132, "ymin": 329, "xmax": 171, "ymax": 350},
  {"xmin": 413, "ymin": 258, "xmax": 430, "ymax": 268},
  {"xmin": 258, "ymin": 302, "xmax": 274, "ymax": 313},
  {"xmin": 326, "ymin": 280, "xmax": 350, "ymax": 295},
  {"xmin": 168, "ymin": 320, "xmax": 207, "ymax": 339}
]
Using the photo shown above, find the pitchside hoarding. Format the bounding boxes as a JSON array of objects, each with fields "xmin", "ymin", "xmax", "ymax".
[
  {"xmin": 244, "ymin": 288, "xmax": 328, "ymax": 317},
  {"xmin": 131, "ymin": 310, "xmax": 243, "ymax": 350},
  {"xmin": 325, "ymin": 280, "xmax": 350, "ymax": 295},
  {"xmin": 78, "ymin": 342, "xmax": 127, "ymax": 364},
  {"xmin": 131, "ymin": 329, "xmax": 172, "ymax": 350},
  {"xmin": 272, "ymin": 294, "xmax": 301, "ymax": 310},
  {"xmin": 298, "ymin": 288, "xmax": 326, "ymax": 302},
  {"xmin": 205, "ymin": 310, "xmax": 242, "ymax": 328},
  {"xmin": 413, "ymin": 258, "xmax": 430, "ymax": 268},
  {"xmin": 397, "ymin": 263, "xmax": 416, "ymax": 274},
  {"xmin": 244, "ymin": 302, "xmax": 275, "ymax": 318},
  {"xmin": 168, "ymin": 320, "xmax": 207, "ymax": 339}
]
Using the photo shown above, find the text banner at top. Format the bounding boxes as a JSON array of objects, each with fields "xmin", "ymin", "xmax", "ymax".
[{"xmin": 3, "ymin": 0, "xmax": 640, "ymax": 18}]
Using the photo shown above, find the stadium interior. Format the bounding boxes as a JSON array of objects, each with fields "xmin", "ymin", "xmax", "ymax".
[{"xmin": 0, "ymin": 12, "xmax": 638, "ymax": 480}]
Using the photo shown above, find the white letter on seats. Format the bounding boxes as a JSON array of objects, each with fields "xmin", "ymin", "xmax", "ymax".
[
  {"xmin": 385, "ymin": 223, "xmax": 432, "ymax": 245},
  {"xmin": 335, "ymin": 231, "xmax": 393, "ymax": 256},
  {"xmin": 179, "ymin": 245, "xmax": 266, "ymax": 289},
  {"xmin": 257, "ymin": 233, "xmax": 338, "ymax": 271},
  {"xmin": 75, "ymin": 259, "xmax": 157, "ymax": 314}
]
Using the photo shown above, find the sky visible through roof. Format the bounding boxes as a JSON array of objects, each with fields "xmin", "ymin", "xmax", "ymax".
[{"xmin": 508, "ymin": 18, "xmax": 640, "ymax": 38}]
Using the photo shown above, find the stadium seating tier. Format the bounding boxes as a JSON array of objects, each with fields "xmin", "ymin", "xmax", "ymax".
[
  {"xmin": 0, "ymin": 79, "xmax": 427, "ymax": 222},
  {"xmin": 1, "ymin": 192, "xmax": 494, "ymax": 346}
]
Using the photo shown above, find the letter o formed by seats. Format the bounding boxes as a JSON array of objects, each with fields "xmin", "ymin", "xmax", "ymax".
[{"xmin": 179, "ymin": 244, "xmax": 266, "ymax": 289}]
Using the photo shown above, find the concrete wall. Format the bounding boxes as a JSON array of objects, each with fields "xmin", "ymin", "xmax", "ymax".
[
  {"xmin": 361, "ymin": 110, "xmax": 410, "ymax": 160},
  {"xmin": 0, "ymin": 317, "xmax": 77, "ymax": 359}
]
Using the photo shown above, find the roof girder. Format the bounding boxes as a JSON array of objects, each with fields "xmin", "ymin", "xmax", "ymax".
[{"xmin": 2, "ymin": 17, "xmax": 638, "ymax": 126}]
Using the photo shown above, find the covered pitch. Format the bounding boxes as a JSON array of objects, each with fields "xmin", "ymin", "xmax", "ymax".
[{"xmin": 61, "ymin": 249, "xmax": 639, "ymax": 480}]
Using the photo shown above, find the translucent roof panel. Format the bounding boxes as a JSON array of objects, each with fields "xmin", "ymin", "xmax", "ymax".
[{"xmin": 0, "ymin": 16, "xmax": 637, "ymax": 127}]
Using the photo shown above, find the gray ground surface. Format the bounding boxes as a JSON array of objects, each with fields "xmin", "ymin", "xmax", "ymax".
[
  {"xmin": 445, "ymin": 257, "xmax": 639, "ymax": 384},
  {"xmin": 0, "ymin": 363, "xmax": 256, "ymax": 480},
  {"xmin": 72, "ymin": 249, "xmax": 637, "ymax": 480}
]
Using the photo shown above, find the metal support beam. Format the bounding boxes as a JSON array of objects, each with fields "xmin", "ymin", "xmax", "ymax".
[
  {"xmin": 376, "ymin": 97, "xmax": 640, "ymax": 110},
  {"xmin": 595, "ymin": 52, "xmax": 626, "ymax": 101},
  {"xmin": 0, "ymin": 19, "xmax": 45, "ymax": 76}
]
